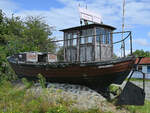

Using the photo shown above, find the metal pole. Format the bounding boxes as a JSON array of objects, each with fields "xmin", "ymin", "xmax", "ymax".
[
  {"xmin": 143, "ymin": 73, "xmax": 145, "ymax": 92},
  {"xmin": 122, "ymin": 0, "xmax": 126, "ymax": 57},
  {"xmin": 63, "ymin": 33, "xmax": 66, "ymax": 61},
  {"xmin": 130, "ymin": 32, "xmax": 133, "ymax": 55},
  {"xmin": 100, "ymin": 34, "xmax": 101, "ymax": 60}
]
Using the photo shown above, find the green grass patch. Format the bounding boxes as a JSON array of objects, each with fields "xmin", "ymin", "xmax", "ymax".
[
  {"xmin": 109, "ymin": 84, "xmax": 122, "ymax": 95},
  {"xmin": 0, "ymin": 79, "xmax": 107, "ymax": 113},
  {"xmin": 124, "ymin": 100, "xmax": 150, "ymax": 113},
  {"xmin": 0, "ymin": 78, "xmax": 150, "ymax": 113},
  {"xmin": 125, "ymin": 78, "xmax": 150, "ymax": 82}
]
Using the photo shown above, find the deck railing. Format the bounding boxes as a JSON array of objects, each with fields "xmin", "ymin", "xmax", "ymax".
[{"xmin": 52, "ymin": 31, "xmax": 133, "ymax": 62}]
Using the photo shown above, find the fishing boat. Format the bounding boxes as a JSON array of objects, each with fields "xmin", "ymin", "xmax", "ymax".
[{"xmin": 7, "ymin": 7, "xmax": 136, "ymax": 93}]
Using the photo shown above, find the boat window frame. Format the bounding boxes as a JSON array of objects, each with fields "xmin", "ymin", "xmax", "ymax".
[
  {"xmin": 96, "ymin": 27, "xmax": 112, "ymax": 44},
  {"xmin": 147, "ymin": 65, "xmax": 150, "ymax": 73},
  {"xmin": 138, "ymin": 65, "xmax": 142, "ymax": 72},
  {"xmin": 72, "ymin": 32, "xmax": 77, "ymax": 46}
]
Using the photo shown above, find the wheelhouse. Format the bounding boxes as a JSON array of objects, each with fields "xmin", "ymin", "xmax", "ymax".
[{"xmin": 60, "ymin": 23, "xmax": 116, "ymax": 62}]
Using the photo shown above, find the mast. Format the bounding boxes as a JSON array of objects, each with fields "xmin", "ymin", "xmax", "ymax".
[{"xmin": 121, "ymin": 0, "xmax": 126, "ymax": 57}]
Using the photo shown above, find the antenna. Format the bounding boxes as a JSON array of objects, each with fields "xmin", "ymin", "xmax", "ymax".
[
  {"xmin": 121, "ymin": 0, "xmax": 126, "ymax": 57},
  {"xmin": 85, "ymin": 0, "xmax": 87, "ymax": 9},
  {"xmin": 78, "ymin": 3, "xmax": 82, "ymax": 25}
]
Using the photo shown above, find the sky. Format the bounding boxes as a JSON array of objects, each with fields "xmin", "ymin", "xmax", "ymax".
[{"xmin": 0, "ymin": 0, "xmax": 150, "ymax": 54}]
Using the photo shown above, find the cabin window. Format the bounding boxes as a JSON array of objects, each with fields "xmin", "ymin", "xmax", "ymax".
[
  {"xmin": 97, "ymin": 28, "xmax": 105, "ymax": 44},
  {"xmin": 102, "ymin": 29, "xmax": 105, "ymax": 44},
  {"xmin": 87, "ymin": 29, "xmax": 93, "ymax": 43},
  {"xmin": 64, "ymin": 33, "xmax": 68, "ymax": 47},
  {"xmin": 147, "ymin": 66, "xmax": 150, "ymax": 73},
  {"xmin": 106, "ymin": 30, "xmax": 111, "ymax": 44},
  {"xmin": 103, "ymin": 29, "xmax": 111, "ymax": 44},
  {"xmin": 73, "ymin": 33, "xmax": 77, "ymax": 46},
  {"xmin": 107, "ymin": 31, "xmax": 111, "ymax": 44},
  {"xmin": 96, "ymin": 27, "xmax": 111, "ymax": 44},
  {"xmin": 96, "ymin": 28, "xmax": 101, "ymax": 43},
  {"xmin": 80, "ymin": 29, "xmax": 94, "ymax": 44},
  {"xmin": 80, "ymin": 30, "xmax": 86, "ymax": 44},
  {"xmin": 80, "ymin": 37, "xmax": 84, "ymax": 44},
  {"xmin": 105, "ymin": 30, "xmax": 110, "ymax": 44},
  {"xmin": 67, "ymin": 33, "xmax": 72, "ymax": 46},
  {"xmin": 88, "ymin": 37, "xmax": 93, "ymax": 43},
  {"xmin": 96, "ymin": 37, "xmax": 100, "ymax": 43}
]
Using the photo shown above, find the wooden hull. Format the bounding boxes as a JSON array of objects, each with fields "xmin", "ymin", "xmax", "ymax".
[{"xmin": 8, "ymin": 56, "xmax": 136, "ymax": 88}]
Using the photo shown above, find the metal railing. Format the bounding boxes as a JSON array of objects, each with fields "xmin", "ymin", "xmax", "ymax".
[{"xmin": 52, "ymin": 31, "xmax": 133, "ymax": 61}]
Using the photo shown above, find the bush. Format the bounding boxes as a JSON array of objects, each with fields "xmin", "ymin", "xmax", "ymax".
[
  {"xmin": 38, "ymin": 73, "xmax": 46, "ymax": 88},
  {"xmin": 22, "ymin": 78, "xmax": 33, "ymax": 89}
]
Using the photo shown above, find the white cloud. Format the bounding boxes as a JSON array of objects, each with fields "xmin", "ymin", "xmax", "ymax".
[
  {"xmin": 125, "ymin": 1, "xmax": 150, "ymax": 25},
  {"xmin": 15, "ymin": 7, "xmax": 79, "ymax": 40},
  {"xmin": 134, "ymin": 38, "xmax": 149, "ymax": 46},
  {"xmin": 14, "ymin": 0, "xmax": 150, "ymax": 30},
  {"xmin": 2, "ymin": 0, "xmax": 150, "ymax": 27},
  {"xmin": 14, "ymin": 0, "xmax": 122, "ymax": 34},
  {"xmin": 0, "ymin": 0, "xmax": 19, "ymax": 16},
  {"xmin": 2, "ymin": 0, "xmax": 150, "ymax": 40},
  {"xmin": 2, "ymin": 0, "xmax": 150, "ymax": 26}
]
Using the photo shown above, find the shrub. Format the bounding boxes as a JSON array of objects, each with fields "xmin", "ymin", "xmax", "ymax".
[
  {"xmin": 38, "ymin": 73, "xmax": 46, "ymax": 88},
  {"xmin": 22, "ymin": 78, "xmax": 33, "ymax": 89}
]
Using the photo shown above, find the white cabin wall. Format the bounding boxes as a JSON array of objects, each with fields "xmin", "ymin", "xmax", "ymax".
[
  {"xmin": 142, "ymin": 65, "xmax": 147, "ymax": 73},
  {"xmin": 132, "ymin": 65, "xmax": 150, "ymax": 78}
]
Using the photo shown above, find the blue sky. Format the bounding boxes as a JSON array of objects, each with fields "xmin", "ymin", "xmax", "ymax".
[
  {"xmin": 0, "ymin": 0, "xmax": 150, "ymax": 55},
  {"xmin": 11, "ymin": 0, "xmax": 64, "ymax": 10}
]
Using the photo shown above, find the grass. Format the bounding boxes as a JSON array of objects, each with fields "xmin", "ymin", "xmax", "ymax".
[
  {"xmin": 109, "ymin": 84, "xmax": 122, "ymax": 96},
  {"xmin": 124, "ymin": 100, "xmax": 150, "ymax": 113},
  {"xmin": 0, "ymin": 80, "xmax": 73, "ymax": 113},
  {"xmin": 0, "ymin": 77, "xmax": 150, "ymax": 113},
  {"xmin": 126, "ymin": 78, "xmax": 150, "ymax": 82},
  {"xmin": 0, "ymin": 79, "xmax": 109, "ymax": 113}
]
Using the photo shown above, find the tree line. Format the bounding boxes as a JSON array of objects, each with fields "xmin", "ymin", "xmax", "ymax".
[{"xmin": 133, "ymin": 49, "xmax": 150, "ymax": 57}]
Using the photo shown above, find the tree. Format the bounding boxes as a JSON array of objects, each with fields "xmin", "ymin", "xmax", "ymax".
[
  {"xmin": 4, "ymin": 16, "xmax": 56, "ymax": 55},
  {"xmin": 23, "ymin": 16, "xmax": 56, "ymax": 52},
  {"xmin": 133, "ymin": 49, "xmax": 150, "ymax": 57},
  {"xmin": 0, "ymin": 10, "xmax": 57, "ymax": 80},
  {"xmin": 0, "ymin": 10, "xmax": 8, "ymax": 45}
]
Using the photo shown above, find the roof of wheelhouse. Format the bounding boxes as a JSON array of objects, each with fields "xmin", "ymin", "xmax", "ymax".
[{"xmin": 60, "ymin": 23, "xmax": 116, "ymax": 32}]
